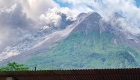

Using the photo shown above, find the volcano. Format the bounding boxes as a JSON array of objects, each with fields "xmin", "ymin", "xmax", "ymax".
[{"xmin": 1, "ymin": 12, "xmax": 140, "ymax": 69}]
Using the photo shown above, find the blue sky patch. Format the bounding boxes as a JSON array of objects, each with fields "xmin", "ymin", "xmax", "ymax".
[
  {"xmin": 54, "ymin": 0, "xmax": 71, "ymax": 7},
  {"xmin": 135, "ymin": 0, "xmax": 140, "ymax": 7}
]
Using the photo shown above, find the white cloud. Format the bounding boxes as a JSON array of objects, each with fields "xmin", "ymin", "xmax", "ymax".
[
  {"xmin": 60, "ymin": 7, "xmax": 80, "ymax": 18},
  {"xmin": 100, "ymin": 0, "xmax": 140, "ymax": 35},
  {"xmin": 115, "ymin": 17, "xmax": 140, "ymax": 35},
  {"xmin": 39, "ymin": 7, "xmax": 79, "ymax": 28},
  {"xmin": 0, "ymin": 0, "xmax": 59, "ymax": 50},
  {"xmin": 58, "ymin": 0, "xmax": 140, "ymax": 35},
  {"xmin": 0, "ymin": 3, "xmax": 34, "ymax": 52},
  {"xmin": 0, "ymin": 0, "xmax": 59, "ymax": 20},
  {"xmin": 21, "ymin": 0, "xmax": 59, "ymax": 19},
  {"xmin": 39, "ymin": 7, "xmax": 62, "ymax": 27}
]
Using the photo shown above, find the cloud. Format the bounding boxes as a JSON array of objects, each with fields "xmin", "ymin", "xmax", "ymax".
[
  {"xmin": 0, "ymin": 0, "xmax": 59, "ymax": 50},
  {"xmin": 40, "ymin": 7, "xmax": 62, "ymax": 27},
  {"xmin": 21, "ymin": 0, "xmax": 59, "ymax": 20},
  {"xmin": 0, "ymin": 0, "xmax": 59, "ymax": 20},
  {"xmin": 0, "ymin": 0, "xmax": 78, "ymax": 54},
  {"xmin": 110, "ymin": 16, "xmax": 140, "ymax": 35},
  {"xmin": 39, "ymin": 7, "xmax": 77, "ymax": 29},
  {"xmin": 60, "ymin": 7, "xmax": 80, "ymax": 18},
  {"xmin": 100, "ymin": 0, "xmax": 140, "ymax": 35},
  {"xmin": 56, "ymin": 0, "xmax": 94, "ymax": 13},
  {"xmin": 0, "ymin": 3, "xmax": 34, "ymax": 30},
  {"xmin": 0, "ymin": 3, "xmax": 34, "ymax": 52},
  {"xmin": 1, "ymin": 0, "xmax": 139, "ymax": 38},
  {"xmin": 58, "ymin": 0, "xmax": 140, "ymax": 35},
  {"xmin": 0, "ymin": 0, "xmax": 19, "ymax": 8}
]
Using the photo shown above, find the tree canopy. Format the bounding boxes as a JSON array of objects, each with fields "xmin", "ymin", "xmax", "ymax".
[{"xmin": 0, "ymin": 62, "xmax": 29, "ymax": 71}]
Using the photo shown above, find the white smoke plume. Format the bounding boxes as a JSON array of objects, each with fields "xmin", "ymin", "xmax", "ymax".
[
  {"xmin": 40, "ymin": 7, "xmax": 62, "ymax": 27},
  {"xmin": 39, "ymin": 7, "xmax": 78, "ymax": 28}
]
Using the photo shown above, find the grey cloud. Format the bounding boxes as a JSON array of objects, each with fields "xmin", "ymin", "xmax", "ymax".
[
  {"xmin": 0, "ymin": 0, "xmax": 19, "ymax": 8},
  {"xmin": 39, "ymin": 7, "xmax": 74, "ymax": 30},
  {"xmin": 0, "ymin": 0, "xmax": 60, "ymax": 51},
  {"xmin": 0, "ymin": 3, "xmax": 35, "ymax": 52},
  {"xmin": 21, "ymin": 0, "xmax": 59, "ymax": 20},
  {"xmin": 0, "ymin": 0, "xmax": 59, "ymax": 20},
  {"xmin": 0, "ymin": 3, "xmax": 35, "ymax": 30}
]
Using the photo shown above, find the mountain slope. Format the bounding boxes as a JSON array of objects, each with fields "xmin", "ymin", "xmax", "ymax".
[{"xmin": 25, "ymin": 12, "xmax": 140, "ymax": 69}]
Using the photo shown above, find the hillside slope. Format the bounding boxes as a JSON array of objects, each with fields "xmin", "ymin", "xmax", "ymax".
[{"xmin": 25, "ymin": 12, "xmax": 140, "ymax": 69}]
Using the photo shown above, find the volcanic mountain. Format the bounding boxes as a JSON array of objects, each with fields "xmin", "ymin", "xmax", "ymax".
[{"xmin": 1, "ymin": 12, "xmax": 140, "ymax": 69}]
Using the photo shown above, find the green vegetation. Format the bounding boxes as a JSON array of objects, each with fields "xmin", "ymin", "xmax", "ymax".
[
  {"xmin": 0, "ymin": 62, "xmax": 29, "ymax": 71},
  {"xmin": 25, "ymin": 29, "xmax": 140, "ymax": 69}
]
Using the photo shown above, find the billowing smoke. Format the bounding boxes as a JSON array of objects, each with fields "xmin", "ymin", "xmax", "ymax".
[
  {"xmin": 40, "ymin": 7, "xmax": 62, "ymax": 27},
  {"xmin": 39, "ymin": 7, "xmax": 75, "ymax": 29},
  {"xmin": 0, "ymin": 0, "xmax": 59, "ymax": 52},
  {"xmin": 0, "ymin": 0, "xmax": 78, "ymax": 53}
]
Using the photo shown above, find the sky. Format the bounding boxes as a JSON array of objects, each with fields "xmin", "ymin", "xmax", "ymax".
[
  {"xmin": 135, "ymin": 0, "xmax": 140, "ymax": 7},
  {"xmin": 0, "ymin": 0, "xmax": 140, "ymax": 53},
  {"xmin": 57, "ymin": 0, "xmax": 140, "ymax": 7}
]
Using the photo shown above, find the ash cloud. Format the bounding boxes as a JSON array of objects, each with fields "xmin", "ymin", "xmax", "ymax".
[
  {"xmin": 0, "ymin": 3, "xmax": 34, "ymax": 52},
  {"xmin": 0, "ymin": 0, "xmax": 78, "ymax": 53},
  {"xmin": 39, "ymin": 7, "xmax": 75, "ymax": 30}
]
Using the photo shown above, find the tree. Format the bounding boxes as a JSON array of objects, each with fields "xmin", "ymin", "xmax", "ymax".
[{"xmin": 0, "ymin": 62, "xmax": 29, "ymax": 71}]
